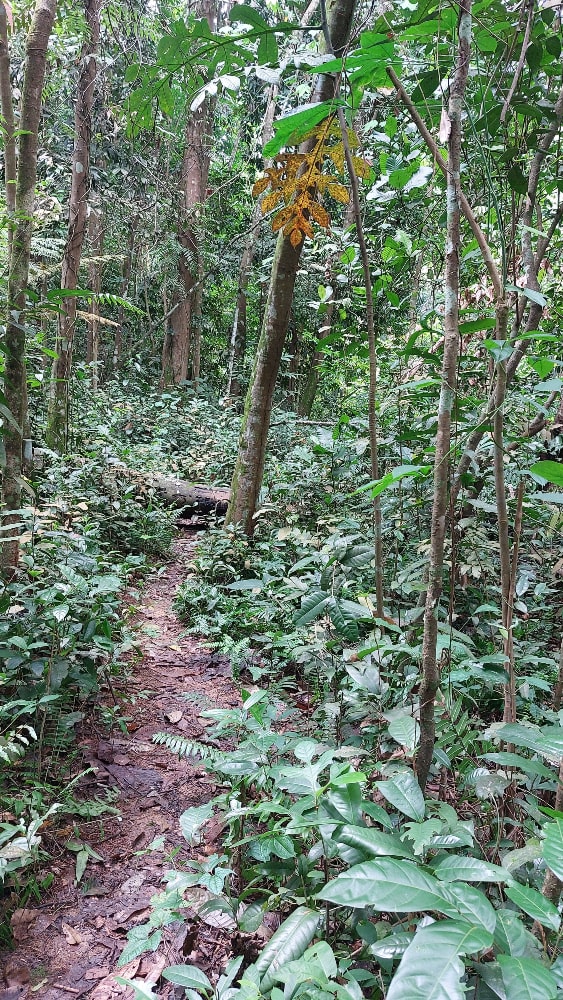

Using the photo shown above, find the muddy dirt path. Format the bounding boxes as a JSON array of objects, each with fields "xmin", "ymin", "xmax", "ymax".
[{"xmin": 2, "ymin": 535, "xmax": 240, "ymax": 1000}]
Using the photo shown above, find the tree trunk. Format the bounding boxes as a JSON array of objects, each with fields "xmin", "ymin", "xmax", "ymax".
[
  {"xmin": 0, "ymin": 1, "xmax": 16, "ymax": 257},
  {"xmin": 46, "ymin": 0, "xmax": 101, "ymax": 451},
  {"xmin": 161, "ymin": 0, "xmax": 217, "ymax": 387},
  {"xmin": 226, "ymin": 0, "xmax": 357, "ymax": 534},
  {"xmin": 0, "ymin": 0, "xmax": 57, "ymax": 574},
  {"xmin": 225, "ymin": 86, "xmax": 278, "ymax": 400},
  {"xmin": 114, "ymin": 215, "xmax": 136, "ymax": 370},
  {"xmin": 416, "ymin": 0, "xmax": 472, "ymax": 792},
  {"xmin": 86, "ymin": 192, "xmax": 103, "ymax": 389}
]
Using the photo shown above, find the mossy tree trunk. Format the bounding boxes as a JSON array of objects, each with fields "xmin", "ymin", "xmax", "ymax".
[
  {"xmin": 46, "ymin": 0, "xmax": 100, "ymax": 451},
  {"xmin": 1, "ymin": 0, "xmax": 57, "ymax": 574}
]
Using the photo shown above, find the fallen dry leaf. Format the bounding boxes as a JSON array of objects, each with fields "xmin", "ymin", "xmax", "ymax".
[
  {"xmin": 85, "ymin": 967, "xmax": 111, "ymax": 981},
  {"xmin": 164, "ymin": 710, "xmax": 183, "ymax": 724},
  {"xmin": 62, "ymin": 921, "xmax": 83, "ymax": 945},
  {"xmin": 90, "ymin": 958, "xmax": 141, "ymax": 999},
  {"xmin": 4, "ymin": 961, "xmax": 31, "ymax": 987}
]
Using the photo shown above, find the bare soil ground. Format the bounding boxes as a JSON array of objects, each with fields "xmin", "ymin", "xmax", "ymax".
[{"xmin": 1, "ymin": 535, "xmax": 241, "ymax": 1000}]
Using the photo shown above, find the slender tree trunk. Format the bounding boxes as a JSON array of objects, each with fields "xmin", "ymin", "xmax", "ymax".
[
  {"xmin": 0, "ymin": 1, "xmax": 16, "ymax": 257},
  {"xmin": 227, "ymin": 0, "xmax": 357, "ymax": 534},
  {"xmin": 416, "ymin": 0, "xmax": 472, "ymax": 792},
  {"xmin": 86, "ymin": 193, "xmax": 103, "ymax": 389},
  {"xmin": 113, "ymin": 215, "xmax": 136, "ymax": 370},
  {"xmin": 0, "ymin": 0, "xmax": 57, "ymax": 574},
  {"xmin": 161, "ymin": 0, "xmax": 217, "ymax": 386},
  {"xmin": 46, "ymin": 0, "xmax": 101, "ymax": 451}
]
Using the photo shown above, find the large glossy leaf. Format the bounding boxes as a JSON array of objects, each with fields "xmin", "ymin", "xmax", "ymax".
[
  {"xmin": 327, "ymin": 597, "xmax": 359, "ymax": 641},
  {"xmin": 530, "ymin": 460, "xmax": 563, "ymax": 486},
  {"xmin": 490, "ymin": 723, "xmax": 563, "ymax": 764},
  {"xmin": 336, "ymin": 825, "xmax": 415, "ymax": 860},
  {"xmin": 294, "ymin": 590, "xmax": 330, "ymax": 627},
  {"xmin": 494, "ymin": 910, "xmax": 540, "ymax": 958},
  {"xmin": 254, "ymin": 907, "xmax": 321, "ymax": 992},
  {"xmin": 264, "ymin": 101, "xmax": 345, "ymax": 157},
  {"xmin": 386, "ymin": 920, "xmax": 492, "ymax": 1000},
  {"xmin": 317, "ymin": 858, "xmax": 459, "ymax": 914},
  {"xmin": 375, "ymin": 770, "xmax": 425, "ymax": 821},
  {"xmin": 438, "ymin": 882, "xmax": 497, "ymax": 935},
  {"xmin": 323, "ymin": 784, "xmax": 362, "ymax": 825},
  {"xmin": 505, "ymin": 884, "xmax": 560, "ymax": 932},
  {"xmin": 431, "ymin": 854, "xmax": 510, "ymax": 883},
  {"xmin": 497, "ymin": 956, "xmax": 557, "ymax": 1000},
  {"xmin": 543, "ymin": 818, "xmax": 563, "ymax": 881},
  {"xmin": 162, "ymin": 965, "xmax": 213, "ymax": 991}
]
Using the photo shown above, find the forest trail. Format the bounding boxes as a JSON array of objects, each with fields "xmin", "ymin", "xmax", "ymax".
[{"xmin": 2, "ymin": 534, "xmax": 240, "ymax": 1000}]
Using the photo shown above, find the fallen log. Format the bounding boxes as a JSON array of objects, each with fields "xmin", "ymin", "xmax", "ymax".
[{"xmin": 147, "ymin": 473, "xmax": 230, "ymax": 514}]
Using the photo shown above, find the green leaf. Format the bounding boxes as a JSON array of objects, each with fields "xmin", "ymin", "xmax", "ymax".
[
  {"xmin": 124, "ymin": 63, "xmax": 139, "ymax": 83},
  {"xmin": 264, "ymin": 101, "xmax": 344, "ymax": 158},
  {"xmin": 327, "ymin": 596, "xmax": 359, "ymax": 641},
  {"xmin": 162, "ymin": 965, "xmax": 213, "ymax": 991},
  {"xmin": 294, "ymin": 590, "xmax": 330, "ymax": 627},
  {"xmin": 336, "ymin": 825, "xmax": 415, "ymax": 860},
  {"xmin": 115, "ymin": 979, "xmax": 158, "ymax": 1000},
  {"xmin": 525, "ymin": 41, "xmax": 543, "ymax": 72},
  {"xmin": 497, "ymin": 955, "xmax": 557, "ymax": 1000},
  {"xmin": 388, "ymin": 715, "xmax": 418, "ymax": 753},
  {"xmin": 431, "ymin": 854, "xmax": 511, "ymax": 883},
  {"xmin": 491, "ymin": 722, "xmax": 563, "ymax": 763},
  {"xmin": 387, "ymin": 921, "xmax": 493, "ymax": 1000},
  {"xmin": 317, "ymin": 858, "xmax": 460, "ymax": 913},
  {"xmin": 375, "ymin": 770, "xmax": 425, "ymax": 821},
  {"xmin": 254, "ymin": 907, "xmax": 320, "ymax": 992},
  {"xmin": 530, "ymin": 461, "xmax": 563, "ymax": 487},
  {"xmin": 543, "ymin": 819, "xmax": 563, "ymax": 882},
  {"xmin": 505, "ymin": 885, "xmax": 560, "ymax": 932},
  {"xmin": 505, "ymin": 283, "xmax": 547, "ymax": 307},
  {"xmin": 507, "ymin": 164, "xmax": 528, "ymax": 194},
  {"xmin": 324, "ymin": 784, "xmax": 363, "ymax": 825},
  {"xmin": 354, "ymin": 464, "xmax": 430, "ymax": 497},
  {"xmin": 258, "ymin": 31, "xmax": 278, "ymax": 66},
  {"xmin": 229, "ymin": 4, "xmax": 268, "ymax": 28},
  {"xmin": 179, "ymin": 803, "xmax": 213, "ymax": 845},
  {"xmin": 438, "ymin": 882, "xmax": 497, "ymax": 935}
]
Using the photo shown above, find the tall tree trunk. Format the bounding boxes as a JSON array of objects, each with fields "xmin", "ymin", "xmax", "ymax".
[
  {"xmin": 0, "ymin": 0, "xmax": 57, "ymax": 574},
  {"xmin": 86, "ymin": 192, "xmax": 103, "ymax": 389},
  {"xmin": 161, "ymin": 0, "xmax": 216, "ymax": 387},
  {"xmin": 225, "ymin": 86, "xmax": 278, "ymax": 400},
  {"xmin": 46, "ymin": 0, "xmax": 101, "ymax": 451},
  {"xmin": 0, "ymin": 1, "xmax": 16, "ymax": 257},
  {"xmin": 113, "ymin": 215, "xmax": 136, "ymax": 370},
  {"xmin": 416, "ymin": 0, "xmax": 472, "ymax": 791},
  {"xmin": 226, "ymin": 0, "xmax": 357, "ymax": 534}
]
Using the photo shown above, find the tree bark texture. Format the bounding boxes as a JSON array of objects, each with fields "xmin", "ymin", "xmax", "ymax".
[
  {"xmin": 86, "ymin": 192, "xmax": 103, "ymax": 389},
  {"xmin": 227, "ymin": 0, "xmax": 357, "ymax": 534},
  {"xmin": 417, "ymin": 0, "xmax": 472, "ymax": 792},
  {"xmin": 161, "ymin": 0, "xmax": 217, "ymax": 387},
  {"xmin": 0, "ymin": 1, "xmax": 16, "ymax": 257},
  {"xmin": 1, "ymin": 0, "xmax": 57, "ymax": 573},
  {"xmin": 46, "ymin": 0, "xmax": 101, "ymax": 451}
]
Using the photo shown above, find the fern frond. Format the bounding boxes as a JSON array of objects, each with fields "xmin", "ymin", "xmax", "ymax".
[{"xmin": 152, "ymin": 731, "xmax": 221, "ymax": 761}]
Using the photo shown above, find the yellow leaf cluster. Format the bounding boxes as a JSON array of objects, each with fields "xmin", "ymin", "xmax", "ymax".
[{"xmin": 252, "ymin": 115, "xmax": 370, "ymax": 246}]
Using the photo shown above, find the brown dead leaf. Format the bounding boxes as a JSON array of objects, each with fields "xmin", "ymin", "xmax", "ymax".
[
  {"xmin": 10, "ymin": 908, "xmax": 39, "ymax": 940},
  {"xmin": 90, "ymin": 958, "xmax": 141, "ymax": 999},
  {"xmin": 85, "ymin": 968, "xmax": 111, "ymax": 981},
  {"xmin": 113, "ymin": 754, "xmax": 131, "ymax": 766},
  {"xmin": 62, "ymin": 921, "xmax": 83, "ymax": 945},
  {"xmin": 140, "ymin": 954, "xmax": 166, "ymax": 983},
  {"xmin": 164, "ymin": 710, "xmax": 183, "ymax": 724}
]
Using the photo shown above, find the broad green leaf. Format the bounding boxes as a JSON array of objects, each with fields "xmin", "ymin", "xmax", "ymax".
[
  {"xmin": 530, "ymin": 461, "xmax": 563, "ymax": 487},
  {"xmin": 324, "ymin": 784, "xmax": 363, "ymax": 825},
  {"xmin": 494, "ymin": 910, "xmax": 540, "ymax": 958},
  {"xmin": 317, "ymin": 858, "xmax": 459, "ymax": 914},
  {"xmin": 543, "ymin": 819, "xmax": 563, "ymax": 881},
  {"xmin": 375, "ymin": 770, "xmax": 425, "ymax": 821},
  {"xmin": 179, "ymin": 802, "xmax": 213, "ymax": 845},
  {"xmin": 388, "ymin": 715, "xmax": 418, "ymax": 753},
  {"xmin": 336, "ymin": 825, "xmax": 415, "ymax": 860},
  {"xmin": 229, "ymin": 4, "xmax": 268, "ymax": 27},
  {"xmin": 507, "ymin": 164, "xmax": 528, "ymax": 194},
  {"xmin": 115, "ymin": 979, "xmax": 158, "ymax": 1000},
  {"xmin": 431, "ymin": 854, "xmax": 510, "ymax": 883},
  {"xmin": 294, "ymin": 590, "xmax": 329, "ymax": 627},
  {"xmin": 497, "ymin": 955, "xmax": 557, "ymax": 1000},
  {"xmin": 254, "ymin": 907, "xmax": 320, "ymax": 991},
  {"xmin": 264, "ymin": 101, "xmax": 344, "ymax": 158},
  {"xmin": 387, "ymin": 920, "xmax": 492, "ymax": 1000},
  {"xmin": 327, "ymin": 597, "xmax": 359, "ymax": 641},
  {"xmin": 354, "ymin": 465, "xmax": 430, "ymax": 497},
  {"xmin": 491, "ymin": 722, "xmax": 563, "ymax": 763},
  {"xmin": 163, "ymin": 965, "xmax": 213, "ymax": 991},
  {"xmin": 505, "ymin": 885, "xmax": 560, "ymax": 932},
  {"xmin": 438, "ymin": 882, "xmax": 497, "ymax": 935}
]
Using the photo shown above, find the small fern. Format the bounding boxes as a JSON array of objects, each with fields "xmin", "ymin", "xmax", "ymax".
[{"xmin": 152, "ymin": 731, "xmax": 221, "ymax": 761}]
